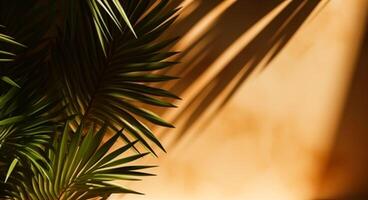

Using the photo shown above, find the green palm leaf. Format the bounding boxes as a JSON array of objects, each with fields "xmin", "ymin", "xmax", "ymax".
[{"xmin": 1, "ymin": 122, "xmax": 153, "ymax": 200}]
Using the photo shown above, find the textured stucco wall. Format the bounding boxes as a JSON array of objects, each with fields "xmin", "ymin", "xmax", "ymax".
[{"xmin": 111, "ymin": 0, "xmax": 368, "ymax": 199}]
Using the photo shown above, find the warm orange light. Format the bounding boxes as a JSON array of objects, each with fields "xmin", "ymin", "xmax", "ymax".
[{"xmin": 110, "ymin": 0, "xmax": 368, "ymax": 199}]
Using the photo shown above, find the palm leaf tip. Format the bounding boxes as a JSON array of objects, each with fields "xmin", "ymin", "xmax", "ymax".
[
  {"xmin": 1, "ymin": 76, "xmax": 20, "ymax": 88},
  {"xmin": 4, "ymin": 158, "xmax": 18, "ymax": 183}
]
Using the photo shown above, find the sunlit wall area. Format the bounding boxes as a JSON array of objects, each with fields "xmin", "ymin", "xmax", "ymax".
[{"xmin": 112, "ymin": 0, "xmax": 368, "ymax": 199}]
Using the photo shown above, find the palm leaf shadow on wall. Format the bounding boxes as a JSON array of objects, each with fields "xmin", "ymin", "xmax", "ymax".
[{"xmin": 150, "ymin": 0, "xmax": 328, "ymax": 149}]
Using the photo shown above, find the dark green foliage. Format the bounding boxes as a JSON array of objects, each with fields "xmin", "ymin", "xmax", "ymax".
[
  {"xmin": 0, "ymin": 0, "xmax": 179, "ymax": 198},
  {"xmin": 0, "ymin": 84, "xmax": 62, "ymax": 183},
  {"xmin": 52, "ymin": 0, "xmax": 180, "ymax": 155}
]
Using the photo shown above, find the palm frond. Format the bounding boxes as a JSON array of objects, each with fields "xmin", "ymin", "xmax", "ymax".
[
  {"xmin": 0, "ymin": 1, "xmax": 181, "ymax": 198},
  {"xmin": 52, "ymin": 0, "xmax": 180, "ymax": 155},
  {"xmin": 0, "ymin": 82, "xmax": 62, "ymax": 185},
  {"xmin": 1, "ymin": 122, "xmax": 153, "ymax": 200}
]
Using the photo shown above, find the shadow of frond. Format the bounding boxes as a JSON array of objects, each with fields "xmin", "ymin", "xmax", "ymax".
[{"xmin": 147, "ymin": 0, "xmax": 328, "ymax": 151}]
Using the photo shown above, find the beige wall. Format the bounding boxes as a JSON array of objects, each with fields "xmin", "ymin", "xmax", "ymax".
[{"xmin": 111, "ymin": 0, "xmax": 368, "ymax": 199}]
